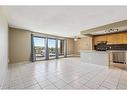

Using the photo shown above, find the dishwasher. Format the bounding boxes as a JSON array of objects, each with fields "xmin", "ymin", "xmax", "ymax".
[{"xmin": 112, "ymin": 51, "xmax": 126, "ymax": 64}]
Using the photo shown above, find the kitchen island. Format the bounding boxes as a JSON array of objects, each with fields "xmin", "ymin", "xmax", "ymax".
[
  {"xmin": 80, "ymin": 50, "xmax": 127, "ymax": 66},
  {"xmin": 80, "ymin": 50, "xmax": 109, "ymax": 66}
]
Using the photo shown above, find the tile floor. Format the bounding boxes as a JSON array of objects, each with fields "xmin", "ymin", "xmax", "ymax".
[{"xmin": 1, "ymin": 57, "xmax": 127, "ymax": 90}]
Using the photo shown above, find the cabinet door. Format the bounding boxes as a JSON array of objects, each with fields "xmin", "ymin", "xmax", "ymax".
[
  {"xmin": 112, "ymin": 34, "xmax": 121, "ymax": 44},
  {"xmin": 107, "ymin": 34, "xmax": 121, "ymax": 44},
  {"xmin": 107, "ymin": 35, "xmax": 113, "ymax": 44},
  {"xmin": 121, "ymin": 33, "xmax": 127, "ymax": 44},
  {"xmin": 94, "ymin": 35, "xmax": 106, "ymax": 45}
]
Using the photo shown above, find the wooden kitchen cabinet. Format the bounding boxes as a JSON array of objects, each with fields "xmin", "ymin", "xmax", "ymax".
[
  {"xmin": 93, "ymin": 32, "xmax": 127, "ymax": 45},
  {"xmin": 121, "ymin": 33, "xmax": 127, "ymax": 44}
]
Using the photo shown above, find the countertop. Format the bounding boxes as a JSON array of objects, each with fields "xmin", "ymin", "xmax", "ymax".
[
  {"xmin": 80, "ymin": 50, "xmax": 127, "ymax": 53},
  {"xmin": 107, "ymin": 50, "xmax": 127, "ymax": 52},
  {"xmin": 80, "ymin": 50, "xmax": 108, "ymax": 54}
]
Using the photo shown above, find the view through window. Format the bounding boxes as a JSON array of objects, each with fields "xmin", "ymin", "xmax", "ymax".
[
  {"xmin": 33, "ymin": 37, "xmax": 46, "ymax": 61},
  {"xmin": 32, "ymin": 36, "xmax": 66, "ymax": 61}
]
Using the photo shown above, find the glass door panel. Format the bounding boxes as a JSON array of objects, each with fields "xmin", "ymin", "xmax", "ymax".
[
  {"xmin": 33, "ymin": 37, "xmax": 46, "ymax": 61},
  {"xmin": 58, "ymin": 40, "xmax": 64, "ymax": 58},
  {"xmin": 48, "ymin": 38, "xmax": 56, "ymax": 59}
]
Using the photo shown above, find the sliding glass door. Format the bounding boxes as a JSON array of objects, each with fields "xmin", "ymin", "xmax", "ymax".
[
  {"xmin": 58, "ymin": 40, "xmax": 64, "ymax": 58},
  {"xmin": 48, "ymin": 38, "xmax": 57, "ymax": 59},
  {"xmin": 32, "ymin": 35, "xmax": 67, "ymax": 61},
  {"xmin": 33, "ymin": 37, "xmax": 46, "ymax": 61}
]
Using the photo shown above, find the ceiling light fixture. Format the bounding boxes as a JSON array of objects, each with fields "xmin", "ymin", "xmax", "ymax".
[
  {"xmin": 74, "ymin": 36, "xmax": 81, "ymax": 41},
  {"xmin": 74, "ymin": 36, "xmax": 78, "ymax": 41}
]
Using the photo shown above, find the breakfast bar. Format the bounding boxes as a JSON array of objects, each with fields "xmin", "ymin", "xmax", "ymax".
[
  {"xmin": 80, "ymin": 50, "xmax": 109, "ymax": 66},
  {"xmin": 80, "ymin": 50, "xmax": 127, "ymax": 66}
]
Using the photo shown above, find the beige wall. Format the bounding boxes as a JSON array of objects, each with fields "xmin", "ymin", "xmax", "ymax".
[
  {"xmin": 0, "ymin": 8, "xmax": 8, "ymax": 87},
  {"xmin": 67, "ymin": 38, "xmax": 74, "ymax": 55},
  {"xmin": 74, "ymin": 36, "xmax": 93, "ymax": 55},
  {"xmin": 9, "ymin": 28, "xmax": 31, "ymax": 63},
  {"xmin": 9, "ymin": 28, "xmax": 92, "ymax": 63},
  {"xmin": 9, "ymin": 28, "xmax": 75, "ymax": 63}
]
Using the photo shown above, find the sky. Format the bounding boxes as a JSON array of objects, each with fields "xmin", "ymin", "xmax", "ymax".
[{"xmin": 34, "ymin": 37, "xmax": 60, "ymax": 48}]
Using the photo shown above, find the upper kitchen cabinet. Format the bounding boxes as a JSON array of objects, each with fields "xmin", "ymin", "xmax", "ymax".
[
  {"xmin": 93, "ymin": 35, "xmax": 106, "ymax": 45},
  {"xmin": 121, "ymin": 32, "xmax": 127, "ymax": 44},
  {"xmin": 93, "ymin": 32, "xmax": 127, "ymax": 45},
  {"xmin": 107, "ymin": 33, "xmax": 122, "ymax": 44}
]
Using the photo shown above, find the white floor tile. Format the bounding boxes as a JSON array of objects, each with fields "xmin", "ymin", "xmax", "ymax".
[
  {"xmin": 101, "ymin": 81, "xmax": 117, "ymax": 89},
  {"xmin": 26, "ymin": 84, "xmax": 41, "ymax": 89},
  {"xmin": 3, "ymin": 57, "xmax": 127, "ymax": 90},
  {"xmin": 38, "ymin": 80, "xmax": 53, "ymax": 88},
  {"xmin": 43, "ymin": 84, "xmax": 57, "ymax": 89},
  {"xmin": 52, "ymin": 80, "xmax": 68, "ymax": 89}
]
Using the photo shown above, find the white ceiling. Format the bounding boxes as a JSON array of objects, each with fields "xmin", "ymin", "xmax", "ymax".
[{"xmin": 3, "ymin": 6, "xmax": 127, "ymax": 37}]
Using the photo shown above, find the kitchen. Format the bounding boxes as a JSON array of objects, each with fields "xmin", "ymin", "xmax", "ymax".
[{"xmin": 80, "ymin": 20, "xmax": 127, "ymax": 68}]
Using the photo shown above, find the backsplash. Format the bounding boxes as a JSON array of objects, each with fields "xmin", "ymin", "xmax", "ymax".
[
  {"xmin": 107, "ymin": 44, "xmax": 127, "ymax": 50},
  {"xmin": 95, "ymin": 44, "xmax": 127, "ymax": 51}
]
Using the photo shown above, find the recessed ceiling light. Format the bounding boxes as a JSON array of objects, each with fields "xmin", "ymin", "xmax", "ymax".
[{"xmin": 105, "ymin": 28, "xmax": 119, "ymax": 33}]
